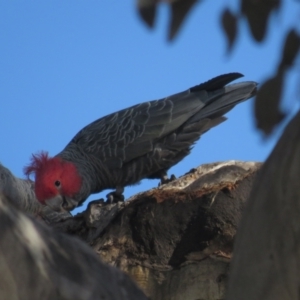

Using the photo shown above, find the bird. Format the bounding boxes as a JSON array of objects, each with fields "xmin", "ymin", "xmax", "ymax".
[
  {"xmin": 24, "ymin": 73, "xmax": 257, "ymax": 212},
  {"xmin": 0, "ymin": 163, "xmax": 72, "ymax": 222}
]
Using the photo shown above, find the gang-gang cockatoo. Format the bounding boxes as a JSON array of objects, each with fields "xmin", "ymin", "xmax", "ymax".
[{"xmin": 25, "ymin": 73, "xmax": 257, "ymax": 211}]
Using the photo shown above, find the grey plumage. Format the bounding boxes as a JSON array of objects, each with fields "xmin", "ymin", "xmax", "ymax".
[{"xmin": 56, "ymin": 73, "xmax": 257, "ymax": 207}]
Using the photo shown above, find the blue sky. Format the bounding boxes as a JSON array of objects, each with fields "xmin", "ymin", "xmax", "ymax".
[{"xmin": 0, "ymin": 1, "xmax": 298, "ymax": 214}]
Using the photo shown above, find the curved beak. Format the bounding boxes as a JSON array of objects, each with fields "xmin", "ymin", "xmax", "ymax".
[{"xmin": 45, "ymin": 195, "xmax": 77, "ymax": 212}]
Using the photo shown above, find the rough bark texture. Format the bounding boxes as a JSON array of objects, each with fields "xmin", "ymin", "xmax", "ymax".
[
  {"xmin": 55, "ymin": 160, "xmax": 260, "ymax": 299},
  {"xmin": 0, "ymin": 160, "xmax": 260, "ymax": 299},
  {"xmin": 0, "ymin": 193, "xmax": 147, "ymax": 300},
  {"xmin": 226, "ymin": 110, "xmax": 300, "ymax": 299}
]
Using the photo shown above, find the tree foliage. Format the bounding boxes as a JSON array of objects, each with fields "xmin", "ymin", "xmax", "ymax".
[{"xmin": 137, "ymin": 0, "xmax": 300, "ymax": 135}]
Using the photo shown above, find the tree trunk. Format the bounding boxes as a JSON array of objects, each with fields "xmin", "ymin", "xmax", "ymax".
[
  {"xmin": 226, "ymin": 110, "xmax": 300, "ymax": 299},
  {"xmin": 56, "ymin": 161, "xmax": 260, "ymax": 299}
]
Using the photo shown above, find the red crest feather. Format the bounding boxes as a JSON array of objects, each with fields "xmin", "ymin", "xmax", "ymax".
[{"xmin": 24, "ymin": 151, "xmax": 51, "ymax": 179}]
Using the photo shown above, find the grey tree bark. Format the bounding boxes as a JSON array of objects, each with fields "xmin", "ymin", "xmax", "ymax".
[
  {"xmin": 0, "ymin": 192, "xmax": 147, "ymax": 300},
  {"xmin": 226, "ymin": 110, "xmax": 300, "ymax": 300}
]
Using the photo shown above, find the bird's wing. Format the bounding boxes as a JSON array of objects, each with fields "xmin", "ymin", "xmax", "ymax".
[
  {"xmin": 64, "ymin": 73, "xmax": 252, "ymax": 168},
  {"xmin": 67, "ymin": 96, "xmax": 199, "ymax": 167}
]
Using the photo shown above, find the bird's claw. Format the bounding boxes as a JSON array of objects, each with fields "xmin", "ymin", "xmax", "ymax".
[
  {"xmin": 159, "ymin": 174, "xmax": 177, "ymax": 186},
  {"xmin": 106, "ymin": 190, "xmax": 125, "ymax": 204}
]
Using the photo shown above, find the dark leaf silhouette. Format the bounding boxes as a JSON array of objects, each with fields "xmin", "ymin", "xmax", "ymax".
[
  {"xmin": 278, "ymin": 29, "xmax": 300, "ymax": 71},
  {"xmin": 255, "ymin": 30, "xmax": 300, "ymax": 135},
  {"xmin": 137, "ymin": 0, "xmax": 156, "ymax": 28},
  {"xmin": 241, "ymin": 0, "xmax": 281, "ymax": 42},
  {"xmin": 221, "ymin": 8, "xmax": 238, "ymax": 53},
  {"xmin": 168, "ymin": 0, "xmax": 198, "ymax": 40},
  {"xmin": 255, "ymin": 73, "xmax": 285, "ymax": 135},
  {"xmin": 137, "ymin": 0, "xmax": 198, "ymax": 40}
]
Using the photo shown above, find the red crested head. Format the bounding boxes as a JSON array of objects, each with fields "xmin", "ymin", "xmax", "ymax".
[{"xmin": 24, "ymin": 152, "xmax": 82, "ymax": 204}]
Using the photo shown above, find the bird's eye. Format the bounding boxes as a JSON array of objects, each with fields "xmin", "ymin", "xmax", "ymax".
[{"xmin": 54, "ymin": 180, "xmax": 61, "ymax": 187}]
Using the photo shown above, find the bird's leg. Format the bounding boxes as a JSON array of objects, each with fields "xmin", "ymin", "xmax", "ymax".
[
  {"xmin": 159, "ymin": 171, "xmax": 177, "ymax": 186},
  {"xmin": 106, "ymin": 186, "xmax": 125, "ymax": 203}
]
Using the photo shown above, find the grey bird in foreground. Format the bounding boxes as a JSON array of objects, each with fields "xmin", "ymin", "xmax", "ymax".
[{"xmin": 25, "ymin": 73, "xmax": 257, "ymax": 212}]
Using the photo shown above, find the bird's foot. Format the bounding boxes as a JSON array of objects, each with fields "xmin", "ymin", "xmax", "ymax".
[
  {"xmin": 106, "ymin": 186, "xmax": 125, "ymax": 204},
  {"xmin": 159, "ymin": 174, "xmax": 176, "ymax": 186}
]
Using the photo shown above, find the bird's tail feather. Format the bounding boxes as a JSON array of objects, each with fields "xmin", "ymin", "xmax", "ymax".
[
  {"xmin": 176, "ymin": 117, "xmax": 226, "ymax": 144},
  {"xmin": 190, "ymin": 72, "xmax": 243, "ymax": 92},
  {"xmin": 188, "ymin": 81, "xmax": 257, "ymax": 123}
]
